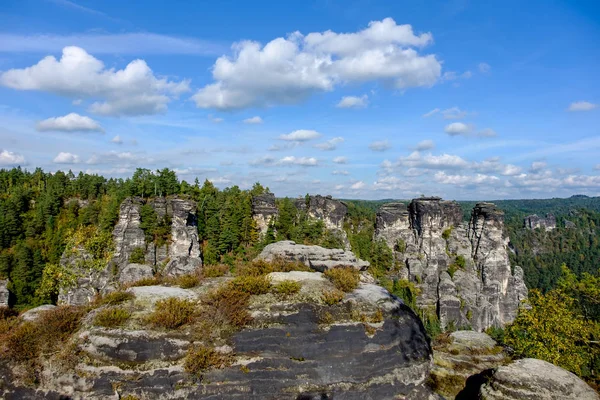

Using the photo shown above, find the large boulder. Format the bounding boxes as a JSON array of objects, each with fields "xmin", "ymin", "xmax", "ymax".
[
  {"xmin": 257, "ymin": 240, "xmax": 370, "ymax": 271},
  {"xmin": 459, "ymin": 358, "xmax": 599, "ymax": 400}
]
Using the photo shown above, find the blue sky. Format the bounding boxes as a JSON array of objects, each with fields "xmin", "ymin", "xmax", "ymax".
[{"xmin": 0, "ymin": 0, "xmax": 599, "ymax": 200}]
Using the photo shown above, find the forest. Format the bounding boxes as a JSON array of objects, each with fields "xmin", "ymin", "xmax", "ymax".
[{"xmin": 1, "ymin": 167, "xmax": 599, "ymax": 310}]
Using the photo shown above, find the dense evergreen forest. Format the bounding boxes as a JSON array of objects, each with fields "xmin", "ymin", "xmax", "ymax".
[{"xmin": 1, "ymin": 167, "xmax": 599, "ymax": 310}]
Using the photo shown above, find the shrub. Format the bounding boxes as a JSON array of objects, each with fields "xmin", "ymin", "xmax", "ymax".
[
  {"xmin": 442, "ymin": 227, "xmax": 453, "ymax": 240},
  {"xmin": 94, "ymin": 307, "xmax": 130, "ymax": 328},
  {"xmin": 94, "ymin": 291, "xmax": 135, "ymax": 307},
  {"xmin": 321, "ymin": 289, "xmax": 345, "ymax": 305},
  {"xmin": 394, "ymin": 238, "xmax": 406, "ymax": 253},
  {"xmin": 448, "ymin": 255, "xmax": 466, "ymax": 278},
  {"xmin": 208, "ymin": 287, "xmax": 251, "ymax": 328},
  {"xmin": 323, "ymin": 267, "xmax": 360, "ymax": 292},
  {"xmin": 174, "ymin": 274, "xmax": 201, "ymax": 289},
  {"xmin": 228, "ymin": 275, "xmax": 271, "ymax": 295},
  {"xmin": 184, "ymin": 345, "xmax": 226, "ymax": 376},
  {"xmin": 236, "ymin": 258, "xmax": 310, "ymax": 277},
  {"xmin": 390, "ymin": 279, "xmax": 420, "ymax": 311},
  {"xmin": 128, "ymin": 247, "xmax": 146, "ymax": 264},
  {"xmin": 273, "ymin": 280, "xmax": 301, "ymax": 297},
  {"xmin": 148, "ymin": 298, "xmax": 196, "ymax": 329},
  {"xmin": 4, "ymin": 322, "xmax": 39, "ymax": 362},
  {"xmin": 203, "ymin": 264, "xmax": 229, "ymax": 278}
]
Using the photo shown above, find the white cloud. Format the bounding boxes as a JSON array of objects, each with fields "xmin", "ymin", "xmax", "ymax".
[
  {"xmin": 278, "ymin": 156, "xmax": 318, "ymax": 166},
  {"xmin": 111, "ymin": 135, "xmax": 123, "ymax": 144},
  {"xmin": 351, "ymin": 181, "xmax": 366, "ymax": 190},
  {"xmin": 336, "ymin": 95, "xmax": 368, "ymax": 108},
  {"xmin": 332, "ymin": 170, "xmax": 349, "ymax": 175},
  {"xmin": 478, "ymin": 62, "xmax": 491, "ymax": 73},
  {"xmin": 333, "ymin": 156, "xmax": 347, "ymax": 164},
  {"xmin": 442, "ymin": 107, "xmax": 467, "ymax": 119},
  {"xmin": 444, "ymin": 122, "xmax": 473, "ymax": 136},
  {"xmin": 192, "ymin": 18, "xmax": 441, "ymax": 110},
  {"xmin": 243, "ymin": 116, "xmax": 263, "ymax": 124},
  {"xmin": 530, "ymin": 161, "xmax": 547, "ymax": 172},
  {"xmin": 369, "ymin": 140, "xmax": 391, "ymax": 151},
  {"xmin": 478, "ymin": 128, "xmax": 497, "ymax": 137},
  {"xmin": 568, "ymin": 101, "xmax": 597, "ymax": 112},
  {"xmin": 314, "ymin": 137, "xmax": 344, "ymax": 151},
  {"xmin": 0, "ymin": 46, "xmax": 190, "ymax": 116},
  {"xmin": 0, "ymin": 149, "xmax": 26, "ymax": 166},
  {"xmin": 415, "ymin": 139, "xmax": 435, "ymax": 151},
  {"xmin": 434, "ymin": 171, "xmax": 499, "ymax": 186},
  {"xmin": 395, "ymin": 151, "xmax": 469, "ymax": 170},
  {"xmin": 279, "ymin": 129, "xmax": 321, "ymax": 141},
  {"xmin": 53, "ymin": 152, "xmax": 80, "ymax": 164},
  {"xmin": 422, "ymin": 108, "xmax": 439, "ymax": 117},
  {"xmin": 36, "ymin": 112, "xmax": 104, "ymax": 132}
]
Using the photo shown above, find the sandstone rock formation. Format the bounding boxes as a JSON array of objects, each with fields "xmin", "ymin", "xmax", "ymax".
[
  {"xmin": 296, "ymin": 194, "xmax": 350, "ymax": 248},
  {"xmin": 59, "ymin": 196, "xmax": 202, "ymax": 305},
  {"xmin": 375, "ymin": 198, "xmax": 528, "ymax": 331},
  {"xmin": 1, "ymin": 272, "xmax": 441, "ymax": 399},
  {"xmin": 0, "ymin": 279, "xmax": 9, "ymax": 307},
  {"xmin": 257, "ymin": 240, "xmax": 370, "ymax": 271},
  {"xmin": 21, "ymin": 304, "xmax": 56, "ymax": 321},
  {"xmin": 459, "ymin": 358, "xmax": 599, "ymax": 400},
  {"xmin": 524, "ymin": 213, "xmax": 557, "ymax": 231},
  {"xmin": 251, "ymin": 192, "xmax": 278, "ymax": 238}
]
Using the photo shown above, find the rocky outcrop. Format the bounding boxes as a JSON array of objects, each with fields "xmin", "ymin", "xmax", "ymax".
[
  {"xmin": 21, "ymin": 304, "xmax": 57, "ymax": 321},
  {"xmin": 257, "ymin": 240, "xmax": 370, "ymax": 271},
  {"xmin": 524, "ymin": 213, "xmax": 557, "ymax": 231},
  {"xmin": 0, "ymin": 279, "xmax": 9, "ymax": 307},
  {"xmin": 296, "ymin": 194, "xmax": 350, "ymax": 248},
  {"xmin": 60, "ymin": 196, "xmax": 202, "ymax": 305},
  {"xmin": 459, "ymin": 358, "xmax": 599, "ymax": 400},
  {"xmin": 251, "ymin": 193, "xmax": 278, "ymax": 238},
  {"xmin": 1, "ymin": 271, "xmax": 440, "ymax": 399},
  {"xmin": 375, "ymin": 198, "xmax": 528, "ymax": 331},
  {"xmin": 430, "ymin": 331, "xmax": 507, "ymax": 399}
]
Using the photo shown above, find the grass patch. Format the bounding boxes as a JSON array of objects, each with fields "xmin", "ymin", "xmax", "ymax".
[
  {"xmin": 323, "ymin": 267, "xmax": 360, "ymax": 292},
  {"xmin": 173, "ymin": 274, "xmax": 201, "ymax": 289},
  {"xmin": 94, "ymin": 307, "xmax": 131, "ymax": 328},
  {"xmin": 207, "ymin": 287, "xmax": 251, "ymax": 328},
  {"xmin": 203, "ymin": 264, "xmax": 229, "ymax": 278},
  {"xmin": 184, "ymin": 345, "xmax": 228, "ymax": 376},
  {"xmin": 235, "ymin": 258, "xmax": 310, "ymax": 277},
  {"xmin": 147, "ymin": 298, "xmax": 196, "ymax": 329},
  {"xmin": 228, "ymin": 275, "xmax": 271, "ymax": 295},
  {"xmin": 321, "ymin": 289, "xmax": 345, "ymax": 305},
  {"xmin": 273, "ymin": 280, "xmax": 301, "ymax": 298},
  {"xmin": 94, "ymin": 291, "xmax": 135, "ymax": 307}
]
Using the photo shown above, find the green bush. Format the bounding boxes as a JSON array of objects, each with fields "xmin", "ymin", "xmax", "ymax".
[
  {"xmin": 148, "ymin": 298, "xmax": 196, "ymax": 329},
  {"xmin": 94, "ymin": 307, "xmax": 130, "ymax": 328},
  {"xmin": 184, "ymin": 345, "xmax": 226, "ymax": 376},
  {"xmin": 321, "ymin": 289, "xmax": 345, "ymax": 305},
  {"xmin": 273, "ymin": 280, "xmax": 301, "ymax": 297},
  {"xmin": 324, "ymin": 267, "xmax": 360, "ymax": 292},
  {"xmin": 94, "ymin": 291, "xmax": 135, "ymax": 307},
  {"xmin": 442, "ymin": 227, "xmax": 453, "ymax": 240},
  {"xmin": 128, "ymin": 247, "xmax": 146, "ymax": 264},
  {"xmin": 390, "ymin": 279, "xmax": 420, "ymax": 311},
  {"xmin": 228, "ymin": 275, "xmax": 271, "ymax": 295}
]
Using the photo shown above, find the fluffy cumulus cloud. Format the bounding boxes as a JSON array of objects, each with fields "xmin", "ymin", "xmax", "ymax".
[
  {"xmin": 111, "ymin": 135, "xmax": 123, "ymax": 144},
  {"xmin": 434, "ymin": 171, "xmax": 499, "ymax": 186},
  {"xmin": 351, "ymin": 181, "xmax": 366, "ymax": 190},
  {"xmin": 314, "ymin": 137, "xmax": 344, "ymax": 151},
  {"xmin": 568, "ymin": 101, "xmax": 597, "ymax": 112},
  {"xmin": 415, "ymin": 139, "xmax": 435, "ymax": 151},
  {"xmin": 369, "ymin": 140, "xmax": 391, "ymax": 151},
  {"xmin": 333, "ymin": 156, "xmax": 347, "ymax": 164},
  {"xmin": 53, "ymin": 152, "xmax": 80, "ymax": 164},
  {"xmin": 0, "ymin": 46, "xmax": 190, "ymax": 116},
  {"xmin": 0, "ymin": 149, "xmax": 26, "ymax": 166},
  {"xmin": 192, "ymin": 18, "xmax": 441, "ymax": 110},
  {"xmin": 444, "ymin": 122, "xmax": 472, "ymax": 136},
  {"xmin": 243, "ymin": 116, "xmax": 263, "ymax": 124},
  {"xmin": 336, "ymin": 95, "xmax": 368, "ymax": 108},
  {"xmin": 36, "ymin": 112, "xmax": 104, "ymax": 132},
  {"xmin": 279, "ymin": 129, "xmax": 321, "ymax": 141},
  {"xmin": 332, "ymin": 170, "xmax": 349, "ymax": 175}
]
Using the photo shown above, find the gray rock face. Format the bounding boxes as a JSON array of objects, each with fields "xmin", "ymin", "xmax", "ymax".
[
  {"xmin": 251, "ymin": 193, "xmax": 278, "ymax": 238},
  {"xmin": 257, "ymin": 240, "xmax": 370, "ymax": 271},
  {"xmin": 375, "ymin": 199, "xmax": 527, "ymax": 331},
  {"xmin": 118, "ymin": 263, "xmax": 154, "ymax": 284},
  {"xmin": 463, "ymin": 358, "xmax": 599, "ymax": 400},
  {"xmin": 524, "ymin": 213, "xmax": 557, "ymax": 231},
  {"xmin": 296, "ymin": 194, "xmax": 350, "ymax": 248},
  {"xmin": 58, "ymin": 246, "xmax": 113, "ymax": 306},
  {"xmin": 0, "ymin": 279, "xmax": 9, "ymax": 307},
  {"xmin": 112, "ymin": 197, "xmax": 146, "ymax": 268},
  {"xmin": 21, "ymin": 304, "xmax": 56, "ymax": 321}
]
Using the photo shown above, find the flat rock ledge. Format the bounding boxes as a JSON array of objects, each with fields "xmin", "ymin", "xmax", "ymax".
[{"xmin": 257, "ymin": 240, "xmax": 370, "ymax": 271}]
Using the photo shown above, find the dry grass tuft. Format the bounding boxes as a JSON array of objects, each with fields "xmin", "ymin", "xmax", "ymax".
[
  {"xmin": 147, "ymin": 298, "xmax": 196, "ymax": 329},
  {"xmin": 273, "ymin": 280, "xmax": 302, "ymax": 298},
  {"xmin": 321, "ymin": 289, "xmax": 346, "ymax": 305},
  {"xmin": 202, "ymin": 264, "xmax": 229, "ymax": 278},
  {"xmin": 93, "ymin": 307, "xmax": 131, "ymax": 328},
  {"xmin": 323, "ymin": 267, "xmax": 360, "ymax": 292},
  {"xmin": 94, "ymin": 291, "xmax": 135, "ymax": 307},
  {"xmin": 184, "ymin": 345, "xmax": 229, "ymax": 376}
]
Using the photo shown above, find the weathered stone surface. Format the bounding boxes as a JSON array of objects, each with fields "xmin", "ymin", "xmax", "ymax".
[
  {"xmin": 21, "ymin": 304, "xmax": 56, "ymax": 321},
  {"xmin": 461, "ymin": 358, "xmax": 599, "ymax": 400},
  {"xmin": 296, "ymin": 194, "xmax": 350, "ymax": 248},
  {"xmin": 251, "ymin": 193, "xmax": 278, "ymax": 238},
  {"xmin": 118, "ymin": 263, "xmax": 154, "ymax": 284},
  {"xmin": 375, "ymin": 198, "xmax": 528, "ymax": 331},
  {"xmin": 126, "ymin": 285, "xmax": 196, "ymax": 304},
  {"xmin": 257, "ymin": 240, "xmax": 370, "ymax": 271},
  {"xmin": 431, "ymin": 331, "xmax": 507, "ymax": 400},
  {"xmin": 0, "ymin": 279, "xmax": 9, "ymax": 307},
  {"xmin": 524, "ymin": 213, "xmax": 557, "ymax": 231},
  {"xmin": 112, "ymin": 197, "xmax": 146, "ymax": 267}
]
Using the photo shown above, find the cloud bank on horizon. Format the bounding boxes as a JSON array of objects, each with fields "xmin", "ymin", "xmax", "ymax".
[{"xmin": 0, "ymin": 0, "xmax": 598, "ymax": 200}]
